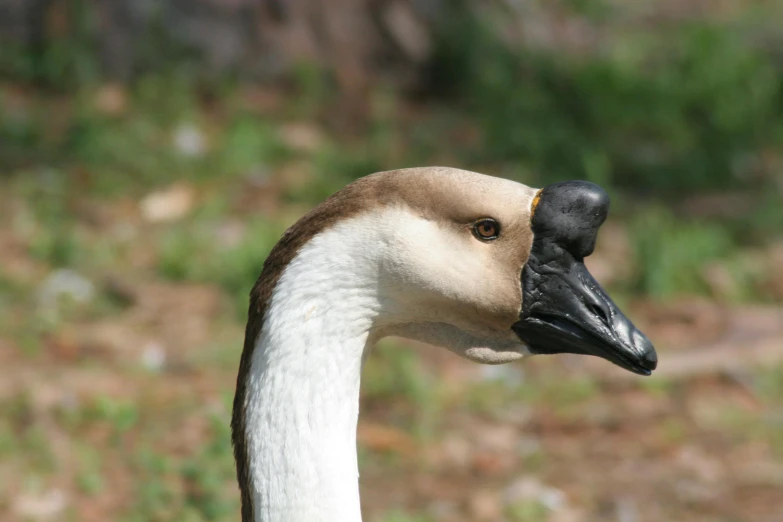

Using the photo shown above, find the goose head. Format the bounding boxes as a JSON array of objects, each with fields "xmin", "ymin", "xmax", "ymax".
[
  {"xmin": 362, "ymin": 169, "xmax": 657, "ymax": 375},
  {"xmin": 234, "ymin": 167, "xmax": 657, "ymax": 522}
]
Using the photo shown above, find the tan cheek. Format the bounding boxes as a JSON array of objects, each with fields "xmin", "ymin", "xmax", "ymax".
[
  {"xmin": 483, "ymin": 266, "xmax": 523, "ymax": 327},
  {"xmin": 389, "ymin": 219, "xmax": 523, "ymax": 329},
  {"xmin": 477, "ymin": 242, "xmax": 527, "ymax": 326},
  {"xmin": 452, "ymin": 250, "xmax": 522, "ymax": 330}
]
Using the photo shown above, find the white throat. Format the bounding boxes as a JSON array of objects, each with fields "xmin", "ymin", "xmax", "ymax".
[{"xmin": 243, "ymin": 217, "xmax": 384, "ymax": 522}]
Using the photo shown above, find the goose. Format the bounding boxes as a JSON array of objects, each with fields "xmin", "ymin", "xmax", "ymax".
[{"xmin": 231, "ymin": 166, "xmax": 657, "ymax": 522}]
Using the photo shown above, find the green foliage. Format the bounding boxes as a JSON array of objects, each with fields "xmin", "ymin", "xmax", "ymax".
[
  {"xmin": 433, "ymin": 8, "xmax": 783, "ymax": 194},
  {"xmin": 363, "ymin": 342, "xmax": 433, "ymax": 406},
  {"xmin": 87, "ymin": 395, "xmax": 140, "ymax": 434},
  {"xmin": 220, "ymin": 116, "xmax": 290, "ymax": 176},
  {"xmin": 629, "ymin": 207, "xmax": 733, "ymax": 298},
  {"xmin": 755, "ymin": 364, "xmax": 783, "ymax": 405},
  {"xmin": 658, "ymin": 418, "xmax": 688, "ymax": 445},
  {"xmin": 0, "ymin": 92, "xmax": 49, "ymax": 168},
  {"xmin": 158, "ymin": 217, "xmax": 284, "ymax": 315},
  {"xmin": 180, "ymin": 415, "xmax": 237, "ymax": 520},
  {"xmin": 28, "ymin": 226, "xmax": 81, "ymax": 268},
  {"xmin": 130, "ymin": 449, "xmax": 181, "ymax": 521},
  {"xmin": 0, "ymin": 1, "xmax": 199, "ymax": 90},
  {"xmin": 289, "ymin": 62, "xmax": 336, "ymax": 118},
  {"xmin": 362, "ymin": 341, "xmax": 440, "ymax": 439},
  {"xmin": 120, "ymin": 411, "xmax": 239, "ymax": 522},
  {"xmin": 75, "ymin": 445, "xmax": 105, "ymax": 495},
  {"xmin": 0, "ymin": 0, "xmax": 101, "ymax": 88},
  {"xmin": 639, "ymin": 375, "xmax": 675, "ymax": 397},
  {"xmin": 1, "ymin": 78, "xmax": 292, "ymax": 195},
  {"xmin": 537, "ymin": 376, "xmax": 599, "ymax": 408},
  {"xmin": 471, "ymin": 369, "xmax": 598, "ymax": 413},
  {"xmin": 66, "ymin": 111, "xmax": 171, "ymax": 178},
  {"xmin": 282, "ymin": 144, "xmax": 386, "ymax": 204},
  {"xmin": 77, "ymin": 469, "xmax": 104, "ymax": 495},
  {"xmin": 4, "ymin": 394, "xmax": 58, "ymax": 473},
  {"xmin": 507, "ymin": 499, "xmax": 550, "ymax": 522},
  {"xmin": 741, "ymin": 192, "xmax": 783, "ymax": 240},
  {"xmin": 0, "ymin": 418, "xmax": 15, "ymax": 458},
  {"xmin": 12, "ymin": 172, "xmax": 80, "ymax": 266}
]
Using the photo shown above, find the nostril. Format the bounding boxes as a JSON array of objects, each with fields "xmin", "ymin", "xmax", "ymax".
[{"xmin": 587, "ymin": 303, "xmax": 611, "ymax": 326}]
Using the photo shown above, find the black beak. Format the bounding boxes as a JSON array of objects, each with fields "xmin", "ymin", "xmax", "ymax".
[{"xmin": 512, "ymin": 181, "xmax": 657, "ymax": 376}]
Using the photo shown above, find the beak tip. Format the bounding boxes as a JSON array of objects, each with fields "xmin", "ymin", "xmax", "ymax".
[
  {"xmin": 635, "ymin": 335, "xmax": 658, "ymax": 372},
  {"xmin": 640, "ymin": 357, "xmax": 657, "ymax": 374}
]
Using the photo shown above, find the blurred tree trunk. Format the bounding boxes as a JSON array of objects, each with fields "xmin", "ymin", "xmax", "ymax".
[{"xmin": 0, "ymin": 0, "xmax": 441, "ymax": 125}]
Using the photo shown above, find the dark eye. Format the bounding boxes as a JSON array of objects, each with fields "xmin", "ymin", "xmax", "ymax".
[{"xmin": 473, "ymin": 218, "xmax": 500, "ymax": 240}]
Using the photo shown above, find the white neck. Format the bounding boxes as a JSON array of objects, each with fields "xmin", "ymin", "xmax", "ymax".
[
  {"xmin": 243, "ymin": 219, "xmax": 384, "ymax": 522},
  {"xmin": 240, "ymin": 205, "xmax": 530, "ymax": 521}
]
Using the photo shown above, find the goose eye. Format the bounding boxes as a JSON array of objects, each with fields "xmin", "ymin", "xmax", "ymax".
[{"xmin": 473, "ymin": 219, "xmax": 500, "ymax": 240}]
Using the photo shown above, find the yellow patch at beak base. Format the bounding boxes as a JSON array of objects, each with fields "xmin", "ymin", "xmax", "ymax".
[{"xmin": 530, "ymin": 189, "xmax": 543, "ymax": 220}]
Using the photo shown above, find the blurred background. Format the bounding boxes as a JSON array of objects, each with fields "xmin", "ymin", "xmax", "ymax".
[{"xmin": 1, "ymin": 1, "xmax": 782, "ymax": 521}]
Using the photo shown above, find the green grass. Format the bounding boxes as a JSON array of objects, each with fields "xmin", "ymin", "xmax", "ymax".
[
  {"xmin": 362, "ymin": 341, "xmax": 442, "ymax": 440},
  {"xmin": 639, "ymin": 375, "xmax": 675, "ymax": 398},
  {"xmin": 629, "ymin": 207, "xmax": 733, "ymax": 298},
  {"xmin": 506, "ymin": 500, "xmax": 550, "ymax": 522},
  {"xmin": 157, "ymin": 216, "xmax": 285, "ymax": 316},
  {"xmin": 657, "ymin": 418, "xmax": 688, "ymax": 446},
  {"xmin": 464, "ymin": 368, "xmax": 599, "ymax": 421},
  {"xmin": 122, "ymin": 415, "xmax": 239, "ymax": 521},
  {"xmin": 75, "ymin": 445, "xmax": 105, "ymax": 496},
  {"xmin": 179, "ymin": 415, "xmax": 238, "ymax": 521},
  {"xmin": 623, "ymin": 204, "xmax": 783, "ymax": 302}
]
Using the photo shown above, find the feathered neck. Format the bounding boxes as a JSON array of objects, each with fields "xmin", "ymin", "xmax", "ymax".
[{"xmin": 233, "ymin": 212, "xmax": 387, "ymax": 522}]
